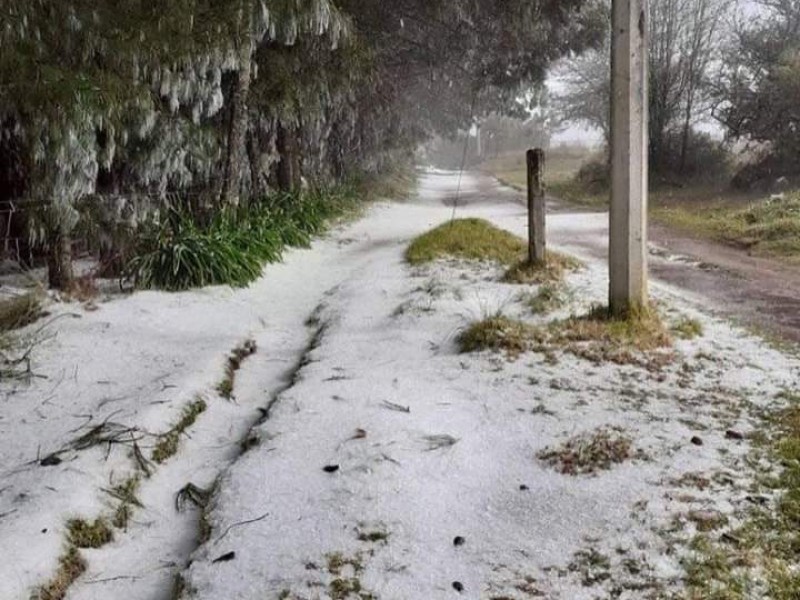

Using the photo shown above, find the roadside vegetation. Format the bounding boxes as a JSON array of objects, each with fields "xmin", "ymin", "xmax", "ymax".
[
  {"xmin": 484, "ymin": 149, "xmax": 800, "ymax": 263},
  {"xmin": 406, "ymin": 218, "xmax": 526, "ymax": 266},
  {"xmin": 524, "ymin": 283, "xmax": 569, "ymax": 315},
  {"xmin": 538, "ymin": 428, "xmax": 641, "ymax": 475},
  {"xmin": 457, "ymin": 305, "xmax": 675, "ymax": 368},
  {"xmin": 654, "ymin": 192, "xmax": 800, "ymax": 262},
  {"xmin": 482, "ymin": 145, "xmax": 595, "ymax": 193},
  {"xmin": 504, "ymin": 253, "xmax": 583, "ymax": 285},
  {"xmin": 683, "ymin": 391, "xmax": 800, "ymax": 599},
  {"xmin": 407, "ymin": 219, "xmax": 583, "ymax": 287},
  {"xmin": 127, "ymin": 184, "xmax": 366, "ymax": 291},
  {"xmin": 151, "ymin": 397, "xmax": 208, "ymax": 464},
  {"xmin": 1, "ymin": 1, "xmax": 601, "ymax": 294},
  {"xmin": 0, "ymin": 292, "xmax": 44, "ymax": 332}
]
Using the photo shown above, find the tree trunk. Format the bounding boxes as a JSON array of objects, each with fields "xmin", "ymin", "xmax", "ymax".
[
  {"xmin": 291, "ymin": 126, "xmax": 302, "ymax": 191},
  {"xmin": 276, "ymin": 123, "xmax": 300, "ymax": 193},
  {"xmin": 246, "ymin": 129, "xmax": 262, "ymax": 200},
  {"xmin": 220, "ymin": 6, "xmax": 254, "ymax": 207},
  {"xmin": 679, "ymin": 97, "xmax": 693, "ymax": 174},
  {"xmin": 47, "ymin": 223, "xmax": 74, "ymax": 291}
]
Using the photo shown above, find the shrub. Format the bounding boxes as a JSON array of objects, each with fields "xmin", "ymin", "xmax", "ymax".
[
  {"xmin": 125, "ymin": 210, "xmax": 268, "ymax": 291},
  {"xmin": 503, "ymin": 252, "xmax": 583, "ymax": 285},
  {"xmin": 0, "ymin": 292, "xmax": 44, "ymax": 332},
  {"xmin": 406, "ymin": 218, "xmax": 525, "ymax": 265},
  {"xmin": 126, "ymin": 185, "xmax": 360, "ymax": 291}
]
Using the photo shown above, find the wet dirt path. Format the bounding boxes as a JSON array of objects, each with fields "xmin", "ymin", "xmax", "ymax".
[{"xmin": 455, "ymin": 171, "xmax": 800, "ymax": 345}]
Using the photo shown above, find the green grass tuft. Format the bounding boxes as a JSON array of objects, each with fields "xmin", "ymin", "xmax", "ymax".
[
  {"xmin": 152, "ymin": 398, "xmax": 207, "ymax": 464},
  {"xmin": 653, "ymin": 191, "xmax": 800, "ymax": 262},
  {"xmin": 106, "ymin": 477, "xmax": 143, "ymax": 529},
  {"xmin": 457, "ymin": 315, "xmax": 537, "ymax": 357},
  {"xmin": 127, "ymin": 185, "xmax": 363, "ymax": 291},
  {"xmin": 525, "ymin": 284, "xmax": 568, "ymax": 315},
  {"xmin": 406, "ymin": 218, "xmax": 526, "ymax": 266},
  {"xmin": 458, "ymin": 305, "xmax": 673, "ymax": 368},
  {"xmin": 672, "ymin": 317, "xmax": 704, "ymax": 340},
  {"xmin": 33, "ymin": 546, "xmax": 87, "ymax": 600},
  {"xmin": 66, "ymin": 518, "xmax": 113, "ymax": 549},
  {"xmin": 0, "ymin": 292, "xmax": 44, "ymax": 332},
  {"xmin": 217, "ymin": 339, "xmax": 257, "ymax": 400},
  {"xmin": 538, "ymin": 428, "xmax": 639, "ymax": 475},
  {"xmin": 503, "ymin": 252, "xmax": 583, "ymax": 285},
  {"xmin": 682, "ymin": 394, "xmax": 800, "ymax": 599}
]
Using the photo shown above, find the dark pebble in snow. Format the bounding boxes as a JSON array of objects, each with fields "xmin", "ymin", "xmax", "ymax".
[
  {"xmin": 323, "ymin": 465, "xmax": 340, "ymax": 473},
  {"xmin": 691, "ymin": 436, "xmax": 704, "ymax": 446},
  {"xmin": 452, "ymin": 581, "xmax": 464, "ymax": 593},
  {"xmin": 725, "ymin": 430, "xmax": 745, "ymax": 440},
  {"xmin": 519, "ymin": 484, "xmax": 529, "ymax": 491},
  {"xmin": 453, "ymin": 536, "xmax": 465, "ymax": 546},
  {"xmin": 40, "ymin": 455, "xmax": 62, "ymax": 467},
  {"xmin": 212, "ymin": 551, "xmax": 236, "ymax": 563}
]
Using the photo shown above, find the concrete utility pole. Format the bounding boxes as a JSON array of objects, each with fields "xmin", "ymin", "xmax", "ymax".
[{"xmin": 610, "ymin": 0, "xmax": 649, "ymax": 315}]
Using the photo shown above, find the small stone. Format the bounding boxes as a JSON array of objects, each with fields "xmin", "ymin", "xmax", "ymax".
[
  {"xmin": 725, "ymin": 430, "xmax": 744, "ymax": 441},
  {"xmin": 40, "ymin": 455, "xmax": 62, "ymax": 467},
  {"xmin": 212, "ymin": 551, "xmax": 236, "ymax": 563},
  {"xmin": 453, "ymin": 536, "xmax": 465, "ymax": 546},
  {"xmin": 452, "ymin": 581, "xmax": 464, "ymax": 593},
  {"xmin": 323, "ymin": 465, "xmax": 340, "ymax": 473},
  {"xmin": 519, "ymin": 484, "xmax": 529, "ymax": 491},
  {"xmin": 690, "ymin": 436, "xmax": 704, "ymax": 446}
]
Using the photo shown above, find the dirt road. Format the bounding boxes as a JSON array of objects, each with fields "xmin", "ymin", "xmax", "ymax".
[{"xmin": 461, "ymin": 171, "xmax": 800, "ymax": 344}]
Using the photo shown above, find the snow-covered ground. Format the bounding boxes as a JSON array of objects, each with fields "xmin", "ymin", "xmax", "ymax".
[{"xmin": 1, "ymin": 170, "xmax": 798, "ymax": 600}]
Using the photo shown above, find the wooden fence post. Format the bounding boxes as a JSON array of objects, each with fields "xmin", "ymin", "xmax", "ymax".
[{"xmin": 527, "ymin": 148, "xmax": 546, "ymax": 264}]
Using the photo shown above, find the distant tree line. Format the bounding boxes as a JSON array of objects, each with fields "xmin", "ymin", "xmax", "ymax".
[
  {"xmin": 0, "ymin": 0, "xmax": 604, "ymax": 290},
  {"xmin": 554, "ymin": 0, "xmax": 800, "ymax": 187}
]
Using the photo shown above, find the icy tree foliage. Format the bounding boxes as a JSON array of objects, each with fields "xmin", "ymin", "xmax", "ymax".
[{"xmin": 0, "ymin": 0, "xmax": 603, "ymax": 288}]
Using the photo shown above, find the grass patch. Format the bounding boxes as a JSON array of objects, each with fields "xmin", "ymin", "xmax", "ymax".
[
  {"xmin": 217, "ymin": 339, "xmax": 257, "ymax": 400},
  {"xmin": 406, "ymin": 218, "xmax": 525, "ymax": 266},
  {"xmin": 556, "ymin": 304, "xmax": 673, "ymax": 353},
  {"xmin": 458, "ymin": 305, "xmax": 673, "ymax": 368},
  {"xmin": 525, "ymin": 284, "xmax": 568, "ymax": 315},
  {"xmin": 457, "ymin": 315, "xmax": 537, "ymax": 358},
  {"xmin": 127, "ymin": 184, "xmax": 364, "ymax": 291},
  {"xmin": 151, "ymin": 397, "xmax": 207, "ymax": 464},
  {"xmin": 66, "ymin": 518, "xmax": 113, "ymax": 549},
  {"xmin": 33, "ymin": 546, "xmax": 87, "ymax": 600},
  {"xmin": 549, "ymin": 178, "xmax": 609, "ymax": 209},
  {"xmin": 0, "ymin": 292, "xmax": 44, "ymax": 332},
  {"xmin": 567, "ymin": 548, "xmax": 612, "ymax": 586},
  {"xmin": 324, "ymin": 552, "xmax": 375, "ymax": 600},
  {"xmin": 683, "ymin": 535, "xmax": 750, "ymax": 599},
  {"xmin": 538, "ymin": 428, "xmax": 640, "ymax": 475},
  {"xmin": 681, "ymin": 394, "xmax": 800, "ymax": 599},
  {"xmin": 482, "ymin": 147, "xmax": 595, "ymax": 191},
  {"xmin": 105, "ymin": 477, "xmax": 143, "ymax": 529},
  {"xmin": 503, "ymin": 252, "xmax": 583, "ymax": 285},
  {"xmin": 672, "ymin": 317, "xmax": 704, "ymax": 340},
  {"xmin": 653, "ymin": 191, "xmax": 800, "ymax": 261},
  {"xmin": 358, "ymin": 163, "xmax": 417, "ymax": 202}
]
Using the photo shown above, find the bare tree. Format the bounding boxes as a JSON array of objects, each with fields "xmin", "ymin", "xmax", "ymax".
[{"xmin": 553, "ymin": 0, "xmax": 731, "ymax": 174}]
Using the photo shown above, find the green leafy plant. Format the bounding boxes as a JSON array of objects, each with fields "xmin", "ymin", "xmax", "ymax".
[{"xmin": 126, "ymin": 184, "xmax": 361, "ymax": 291}]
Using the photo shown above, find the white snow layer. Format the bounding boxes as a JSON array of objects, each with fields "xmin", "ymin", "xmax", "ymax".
[{"xmin": 0, "ymin": 170, "xmax": 797, "ymax": 600}]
